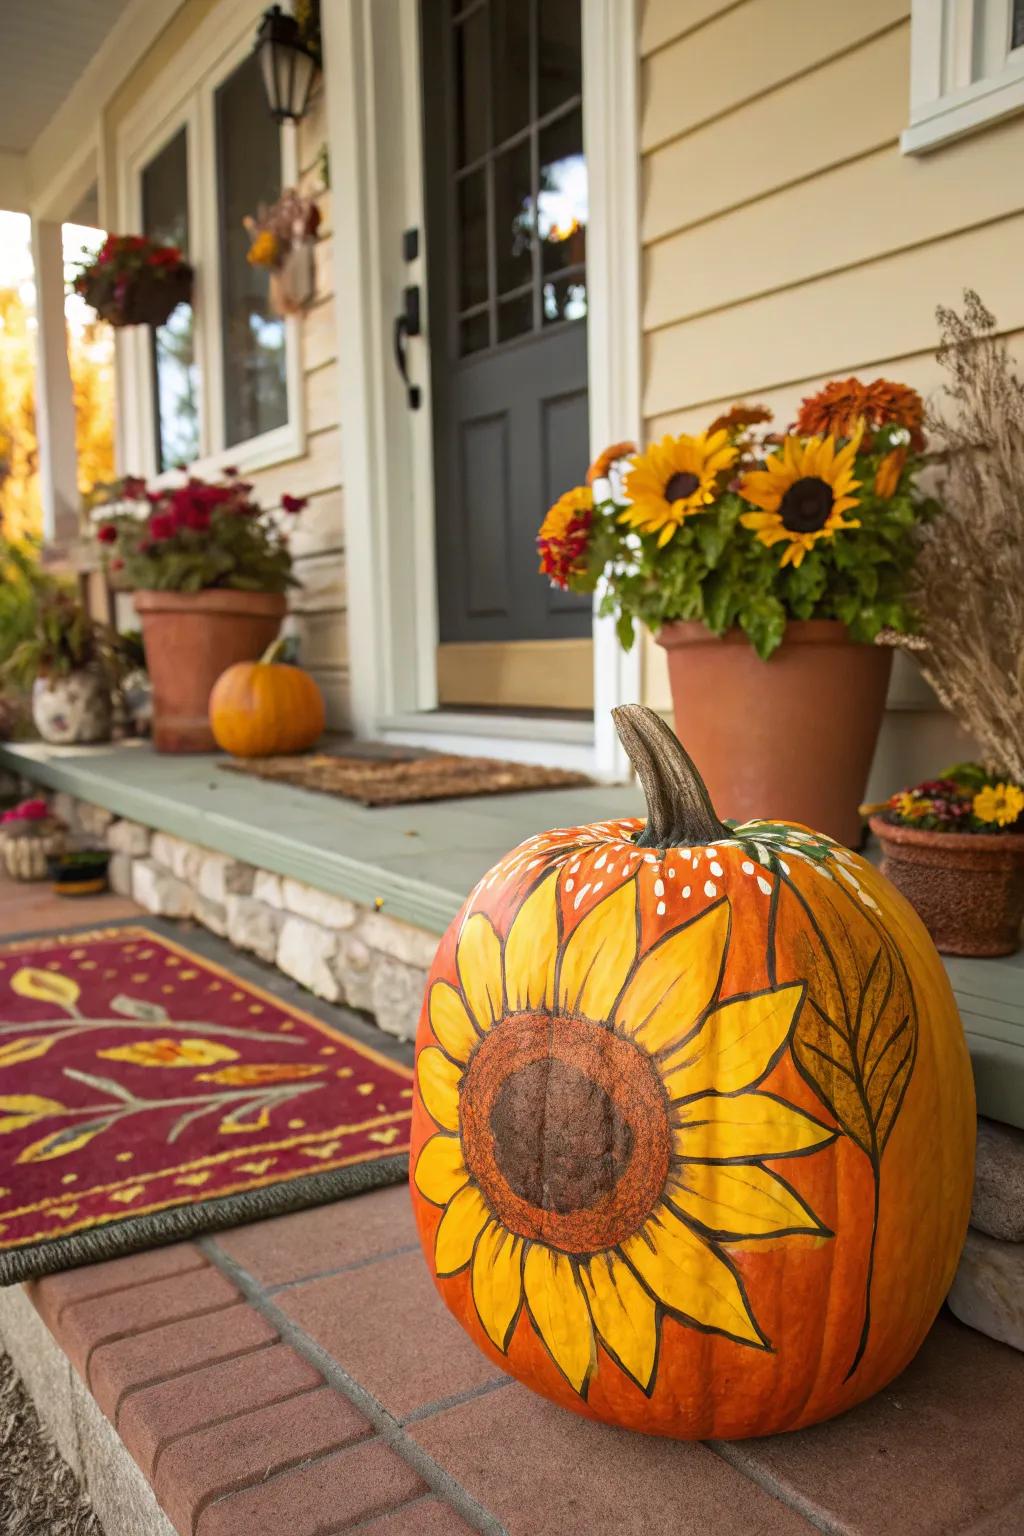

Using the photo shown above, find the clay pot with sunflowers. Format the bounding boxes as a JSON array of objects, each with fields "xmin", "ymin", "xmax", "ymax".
[
  {"xmin": 868, "ymin": 769, "xmax": 1024, "ymax": 956},
  {"xmin": 537, "ymin": 381, "xmax": 931, "ymax": 847},
  {"xmin": 410, "ymin": 706, "xmax": 974, "ymax": 1439}
]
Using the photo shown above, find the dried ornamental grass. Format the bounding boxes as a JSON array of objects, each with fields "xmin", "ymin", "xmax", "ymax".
[{"xmin": 904, "ymin": 292, "xmax": 1024, "ymax": 782}]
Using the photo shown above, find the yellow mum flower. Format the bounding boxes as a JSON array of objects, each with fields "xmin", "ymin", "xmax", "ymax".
[
  {"xmin": 620, "ymin": 431, "xmax": 738, "ymax": 546},
  {"xmin": 414, "ymin": 877, "xmax": 833, "ymax": 1397},
  {"xmin": 739, "ymin": 434, "xmax": 861, "ymax": 568},
  {"xmin": 973, "ymin": 783, "xmax": 1024, "ymax": 827},
  {"xmin": 247, "ymin": 230, "xmax": 280, "ymax": 268}
]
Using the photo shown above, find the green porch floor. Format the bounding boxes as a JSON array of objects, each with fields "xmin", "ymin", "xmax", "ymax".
[{"xmin": 1, "ymin": 737, "xmax": 1021, "ymax": 1129}]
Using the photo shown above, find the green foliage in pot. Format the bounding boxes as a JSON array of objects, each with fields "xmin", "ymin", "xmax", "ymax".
[
  {"xmin": 3, "ymin": 590, "xmax": 126, "ymax": 690},
  {"xmin": 537, "ymin": 381, "xmax": 938, "ymax": 660},
  {"xmin": 94, "ymin": 473, "xmax": 307, "ymax": 594}
]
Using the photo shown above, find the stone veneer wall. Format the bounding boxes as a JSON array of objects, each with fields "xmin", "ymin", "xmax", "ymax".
[{"xmin": 47, "ymin": 792, "xmax": 437, "ymax": 1043}]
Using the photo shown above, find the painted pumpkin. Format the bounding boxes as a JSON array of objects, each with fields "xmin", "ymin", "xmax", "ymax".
[
  {"xmin": 410, "ymin": 705, "xmax": 975, "ymax": 1439},
  {"xmin": 209, "ymin": 639, "xmax": 325, "ymax": 758}
]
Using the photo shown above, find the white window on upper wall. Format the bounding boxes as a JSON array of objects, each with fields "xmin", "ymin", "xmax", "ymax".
[
  {"xmin": 119, "ymin": 15, "xmax": 304, "ymax": 479},
  {"xmin": 904, "ymin": 0, "xmax": 1024, "ymax": 153}
]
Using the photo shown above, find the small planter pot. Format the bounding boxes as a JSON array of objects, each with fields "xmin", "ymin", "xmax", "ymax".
[
  {"xmin": 869, "ymin": 816, "xmax": 1024, "ymax": 957},
  {"xmin": 3, "ymin": 827, "xmax": 66, "ymax": 882},
  {"xmin": 32, "ymin": 670, "xmax": 113, "ymax": 745},
  {"xmin": 657, "ymin": 619, "xmax": 892, "ymax": 846},
  {"xmin": 135, "ymin": 589, "xmax": 287, "ymax": 753},
  {"xmin": 48, "ymin": 848, "xmax": 111, "ymax": 898},
  {"xmin": 94, "ymin": 265, "xmax": 193, "ymax": 328}
]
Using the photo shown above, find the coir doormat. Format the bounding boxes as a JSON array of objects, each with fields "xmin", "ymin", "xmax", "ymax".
[
  {"xmin": 221, "ymin": 751, "xmax": 591, "ymax": 806},
  {"xmin": 0, "ymin": 922, "xmax": 414, "ymax": 1283}
]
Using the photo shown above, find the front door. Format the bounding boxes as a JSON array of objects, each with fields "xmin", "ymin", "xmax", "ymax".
[{"xmin": 421, "ymin": 0, "xmax": 592, "ymax": 711}]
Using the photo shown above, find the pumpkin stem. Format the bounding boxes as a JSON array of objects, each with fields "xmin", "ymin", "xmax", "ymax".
[
  {"xmin": 259, "ymin": 635, "xmax": 288, "ymax": 666},
  {"xmin": 612, "ymin": 703, "xmax": 731, "ymax": 850}
]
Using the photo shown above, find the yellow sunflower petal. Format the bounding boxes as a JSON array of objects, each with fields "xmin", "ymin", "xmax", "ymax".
[
  {"xmin": 472, "ymin": 1220, "xmax": 524, "ymax": 1351},
  {"xmin": 414, "ymin": 1132, "xmax": 468, "ymax": 1206},
  {"xmin": 429, "ymin": 981, "xmax": 479, "ymax": 1064},
  {"xmin": 434, "ymin": 1183, "xmax": 490, "ymax": 1276},
  {"xmin": 417, "ymin": 1045, "xmax": 462, "ymax": 1131},
  {"xmin": 523, "ymin": 1244, "xmax": 596, "ymax": 1393},
  {"xmin": 673, "ymin": 1090, "xmax": 835, "ymax": 1162},
  {"xmin": 504, "ymin": 872, "xmax": 559, "ymax": 1011},
  {"xmin": 457, "ymin": 913, "xmax": 503, "ymax": 1031},
  {"xmin": 666, "ymin": 1162, "xmax": 828, "ymax": 1239},
  {"xmin": 557, "ymin": 880, "xmax": 637, "ymax": 1021},
  {"xmin": 616, "ymin": 902, "xmax": 729, "ymax": 1056},
  {"xmin": 621, "ymin": 1202, "xmax": 765, "ymax": 1347},
  {"xmin": 580, "ymin": 1251, "xmax": 658, "ymax": 1392},
  {"xmin": 662, "ymin": 982, "xmax": 803, "ymax": 1098}
]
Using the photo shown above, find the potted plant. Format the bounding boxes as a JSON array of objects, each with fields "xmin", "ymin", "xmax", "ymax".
[
  {"xmin": 72, "ymin": 235, "xmax": 193, "ymax": 328},
  {"xmin": 97, "ymin": 473, "xmax": 308, "ymax": 752},
  {"xmin": 869, "ymin": 767, "xmax": 1023, "ymax": 955},
  {"xmin": 1, "ymin": 799, "xmax": 66, "ymax": 882},
  {"xmin": 3, "ymin": 590, "xmax": 122, "ymax": 745},
  {"xmin": 539, "ymin": 384, "xmax": 935, "ymax": 844}
]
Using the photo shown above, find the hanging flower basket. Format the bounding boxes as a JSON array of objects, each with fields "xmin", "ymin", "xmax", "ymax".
[{"xmin": 72, "ymin": 235, "xmax": 193, "ymax": 329}]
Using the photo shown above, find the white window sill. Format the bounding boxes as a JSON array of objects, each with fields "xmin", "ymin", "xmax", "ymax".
[
  {"xmin": 902, "ymin": 65, "xmax": 1024, "ymax": 153},
  {"xmin": 148, "ymin": 419, "xmax": 306, "ymax": 494}
]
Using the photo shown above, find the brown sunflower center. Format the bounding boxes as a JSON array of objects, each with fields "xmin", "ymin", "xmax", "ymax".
[
  {"xmin": 779, "ymin": 475, "xmax": 834, "ymax": 533},
  {"xmin": 490, "ymin": 1058, "xmax": 633, "ymax": 1213},
  {"xmin": 664, "ymin": 470, "xmax": 701, "ymax": 503},
  {"xmin": 460, "ymin": 1011, "xmax": 670, "ymax": 1255}
]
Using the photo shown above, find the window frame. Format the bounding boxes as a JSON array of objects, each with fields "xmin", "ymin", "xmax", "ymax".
[
  {"xmin": 903, "ymin": 0, "xmax": 1024, "ymax": 154},
  {"xmin": 117, "ymin": 9, "xmax": 305, "ymax": 482}
]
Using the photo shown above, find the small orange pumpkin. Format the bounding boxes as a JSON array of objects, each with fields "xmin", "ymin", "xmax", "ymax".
[
  {"xmin": 410, "ymin": 705, "xmax": 975, "ymax": 1439},
  {"xmin": 209, "ymin": 637, "xmax": 325, "ymax": 757}
]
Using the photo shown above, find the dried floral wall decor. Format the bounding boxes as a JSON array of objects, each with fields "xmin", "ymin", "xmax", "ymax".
[{"xmin": 244, "ymin": 188, "xmax": 321, "ymax": 317}]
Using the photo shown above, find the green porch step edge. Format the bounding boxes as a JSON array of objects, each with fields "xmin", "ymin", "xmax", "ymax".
[{"xmin": 2, "ymin": 741, "xmax": 1021, "ymax": 1129}]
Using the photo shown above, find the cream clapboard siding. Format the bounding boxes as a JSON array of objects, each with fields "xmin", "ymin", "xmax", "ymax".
[
  {"xmin": 245, "ymin": 91, "xmax": 348, "ymax": 728},
  {"xmin": 636, "ymin": 0, "xmax": 1024, "ymax": 794}
]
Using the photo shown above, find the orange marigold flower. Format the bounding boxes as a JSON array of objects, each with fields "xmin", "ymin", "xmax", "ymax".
[
  {"xmin": 537, "ymin": 486, "xmax": 594, "ymax": 588},
  {"xmin": 586, "ymin": 441, "xmax": 636, "ymax": 484},
  {"xmin": 707, "ymin": 403, "xmax": 774, "ymax": 436},
  {"xmin": 874, "ymin": 447, "xmax": 907, "ymax": 499},
  {"xmin": 796, "ymin": 378, "xmax": 925, "ymax": 451}
]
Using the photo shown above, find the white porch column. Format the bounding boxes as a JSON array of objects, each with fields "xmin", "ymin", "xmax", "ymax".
[{"xmin": 30, "ymin": 218, "xmax": 79, "ymax": 544}]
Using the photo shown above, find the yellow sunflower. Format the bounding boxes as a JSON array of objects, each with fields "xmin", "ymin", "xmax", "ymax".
[
  {"xmin": 620, "ymin": 431, "xmax": 738, "ymax": 546},
  {"xmin": 414, "ymin": 877, "xmax": 834, "ymax": 1397},
  {"xmin": 738, "ymin": 434, "xmax": 861, "ymax": 567}
]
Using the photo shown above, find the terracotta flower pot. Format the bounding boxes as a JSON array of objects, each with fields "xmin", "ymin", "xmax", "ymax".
[
  {"xmin": 657, "ymin": 619, "xmax": 892, "ymax": 846},
  {"xmin": 135, "ymin": 590, "xmax": 287, "ymax": 753},
  {"xmin": 869, "ymin": 815, "xmax": 1024, "ymax": 956}
]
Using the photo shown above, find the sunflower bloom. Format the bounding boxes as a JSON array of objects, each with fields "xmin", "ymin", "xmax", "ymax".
[
  {"xmin": 738, "ymin": 434, "xmax": 861, "ymax": 568},
  {"xmin": 586, "ymin": 441, "xmax": 636, "ymax": 485},
  {"xmin": 874, "ymin": 447, "xmax": 907, "ymax": 499},
  {"xmin": 973, "ymin": 783, "xmax": 1024, "ymax": 827},
  {"xmin": 537, "ymin": 487, "xmax": 594, "ymax": 589},
  {"xmin": 621, "ymin": 431, "xmax": 738, "ymax": 546},
  {"xmin": 414, "ymin": 878, "xmax": 833, "ymax": 1397}
]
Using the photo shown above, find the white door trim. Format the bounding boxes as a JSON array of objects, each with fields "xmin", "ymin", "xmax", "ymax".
[{"xmin": 323, "ymin": 0, "xmax": 642, "ymax": 778}]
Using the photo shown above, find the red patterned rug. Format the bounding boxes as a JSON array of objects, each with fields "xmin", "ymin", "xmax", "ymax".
[{"xmin": 0, "ymin": 924, "xmax": 414, "ymax": 1282}]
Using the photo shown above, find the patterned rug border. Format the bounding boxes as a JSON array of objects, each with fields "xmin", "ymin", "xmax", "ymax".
[{"xmin": 0, "ymin": 917, "xmax": 415, "ymax": 1285}]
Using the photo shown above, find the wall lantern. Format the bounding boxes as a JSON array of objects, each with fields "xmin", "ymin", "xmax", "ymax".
[{"xmin": 254, "ymin": 5, "xmax": 319, "ymax": 125}]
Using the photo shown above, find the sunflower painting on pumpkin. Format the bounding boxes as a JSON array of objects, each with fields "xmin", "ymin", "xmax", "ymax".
[
  {"xmin": 414, "ymin": 877, "xmax": 835, "ymax": 1398},
  {"xmin": 620, "ymin": 431, "xmax": 738, "ymax": 546},
  {"xmin": 738, "ymin": 434, "xmax": 861, "ymax": 568}
]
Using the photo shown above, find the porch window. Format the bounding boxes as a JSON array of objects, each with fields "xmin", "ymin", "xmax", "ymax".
[
  {"xmin": 903, "ymin": 0, "xmax": 1024, "ymax": 153},
  {"xmin": 126, "ymin": 23, "xmax": 300, "ymax": 478}
]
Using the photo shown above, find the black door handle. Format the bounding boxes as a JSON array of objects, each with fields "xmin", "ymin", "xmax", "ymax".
[{"xmin": 393, "ymin": 285, "xmax": 421, "ymax": 409}]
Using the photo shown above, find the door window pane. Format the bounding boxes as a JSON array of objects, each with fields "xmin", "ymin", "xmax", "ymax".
[
  {"xmin": 141, "ymin": 128, "xmax": 199, "ymax": 471},
  {"xmin": 457, "ymin": 170, "xmax": 489, "ymax": 309},
  {"xmin": 543, "ymin": 272, "xmax": 587, "ymax": 326},
  {"xmin": 493, "ymin": 139, "xmax": 533, "ymax": 293},
  {"xmin": 498, "ymin": 288, "xmax": 533, "ymax": 342},
  {"xmin": 459, "ymin": 309, "xmax": 490, "ymax": 355},
  {"xmin": 215, "ymin": 52, "xmax": 288, "ymax": 449},
  {"xmin": 491, "ymin": 0, "xmax": 531, "ymax": 145},
  {"xmin": 1014, "ymin": 0, "xmax": 1024, "ymax": 49},
  {"xmin": 538, "ymin": 0, "xmax": 581, "ymax": 114},
  {"xmin": 539, "ymin": 110, "xmax": 587, "ymax": 276},
  {"xmin": 455, "ymin": 6, "xmax": 489, "ymax": 165}
]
